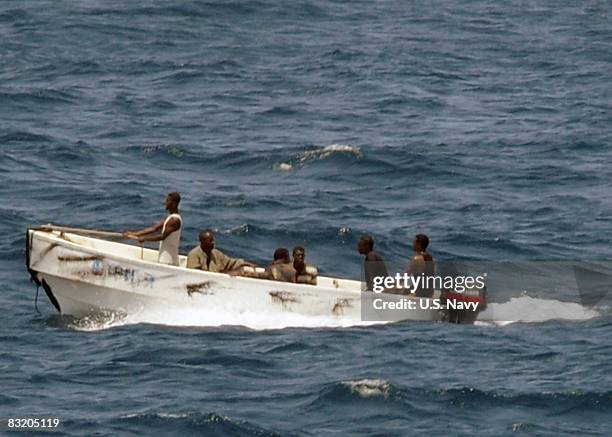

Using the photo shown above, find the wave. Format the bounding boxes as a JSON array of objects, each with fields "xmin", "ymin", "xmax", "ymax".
[
  {"xmin": 313, "ymin": 380, "xmax": 612, "ymax": 410},
  {"xmin": 429, "ymin": 387, "xmax": 612, "ymax": 409},
  {"xmin": 0, "ymin": 8, "xmax": 32, "ymax": 22},
  {"xmin": 304, "ymin": 379, "xmax": 400, "ymax": 411},
  {"xmin": 260, "ymin": 106, "xmax": 299, "ymax": 116},
  {"xmin": 84, "ymin": 2, "xmax": 268, "ymax": 19},
  {"xmin": 117, "ymin": 411, "xmax": 280, "ymax": 436},
  {"xmin": 274, "ymin": 144, "xmax": 362, "ymax": 171},
  {"xmin": 128, "ymin": 143, "xmax": 364, "ymax": 174},
  {"xmin": 0, "ymin": 393, "xmax": 21, "ymax": 406},
  {"xmin": 0, "ymin": 89, "xmax": 77, "ymax": 106},
  {"xmin": 152, "ymin": 69, "xmax": 206, "ymax": 84},
  {"xmin": 296, "ymin": 144, "xmax": 363, "ymax": 162},
  {"xmin": 342, "ymin": 379, "xmax": 392, "ymax": 398},
  {"xmin": 141, "ymin": 144, "xmax": 186, "ymax": 158},
  {"xmin": 0, "ymin": 130, "xmax": 54, "ymax": 144}
]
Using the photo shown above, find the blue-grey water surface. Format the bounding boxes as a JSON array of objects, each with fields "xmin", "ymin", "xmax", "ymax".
[{"xmin": 1, "ymin": 1, "xmax": 611, "ymax": 435}]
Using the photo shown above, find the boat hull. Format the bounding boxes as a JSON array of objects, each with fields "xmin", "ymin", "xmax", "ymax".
[{"xmin": 25, "ymin": 229, "xmax": 446, "ymax": 327}]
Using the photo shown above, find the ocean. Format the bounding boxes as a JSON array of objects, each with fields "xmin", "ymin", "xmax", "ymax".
[{"xmin": 1, "ymin": 0, "xmax": 611, "ymax": 435}]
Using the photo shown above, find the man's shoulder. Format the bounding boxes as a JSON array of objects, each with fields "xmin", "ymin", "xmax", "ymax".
[
  {"xmin": 366, "ymin": 251, "xmax": 383, "ymax": 261},
  {"xmin": 188, "ymin": 246, "xmax": 202, "ymax": 256},
  {"xmin": 211, "ymin": 248, "xmax": 225, "ymax": 257},
  {"xmin": 305, "ymin": 263, "xmax": 318, "ymax": 275},
  {"xmin": 269, "ymin": 262, "xmax": 286, "ymax": 270},
  {"xmin": 266, "ymin": 262, "xmax": 294, "ymax": 281},
  {"xmin": 282, "ymin": 263, "xmax": 297, "ymax": 272}
]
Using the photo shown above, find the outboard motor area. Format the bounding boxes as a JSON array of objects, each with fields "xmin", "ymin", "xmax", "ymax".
[{"xmin": 442, "ymin": 287, "xmax": 487, "ymax": 324}]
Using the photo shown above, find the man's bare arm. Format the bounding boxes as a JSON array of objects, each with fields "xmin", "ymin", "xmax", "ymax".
[
  {"xmin": 123, "ymin": 220, "xmax": 164, "ymax": 239},
  {"xmin": 136, "ymin": 217, "xmax": 180, "ymax": 243}
]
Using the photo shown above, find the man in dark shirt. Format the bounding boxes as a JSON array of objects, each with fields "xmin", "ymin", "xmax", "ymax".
[{"xmin": 357, "ymin": 235, "xmax": 389, "ymax": 291}]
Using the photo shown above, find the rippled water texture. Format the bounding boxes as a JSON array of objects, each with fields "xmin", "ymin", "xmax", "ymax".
[{"xmin": 1, "ymin": 0, "xmax": 611, "ymax": 435}]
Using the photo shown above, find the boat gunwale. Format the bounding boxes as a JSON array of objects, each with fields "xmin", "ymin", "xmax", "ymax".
[{"xmin": 28, "ymin": 228, "xmax": 364, "ymax": 296}]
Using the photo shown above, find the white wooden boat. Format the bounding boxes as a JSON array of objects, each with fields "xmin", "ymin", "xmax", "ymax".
[{"xmin": 25, "ymin": 227, "xmax": 484, "ymax": 327}]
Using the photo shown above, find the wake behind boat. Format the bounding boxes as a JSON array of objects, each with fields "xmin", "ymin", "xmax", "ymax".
[{"xmin": 25, "ymin": 226, "xmax": 485, "ymax": 326}]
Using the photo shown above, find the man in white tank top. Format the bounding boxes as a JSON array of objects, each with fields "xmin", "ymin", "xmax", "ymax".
[{"xmin": 123, "ymin": 192, "xmax": 182, "ymax": 266}]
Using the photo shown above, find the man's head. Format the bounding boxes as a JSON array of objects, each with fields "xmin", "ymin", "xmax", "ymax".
[
  {"xmin": 357, "ymin": 235, "xmax": 374, "ymax": 255},
  {"xmin": 413, "ymin": 234, "xmax": 429, "ymax": 252},
  {"xmin": 165, "ymin": 192, "xmax": 181, "ymax": 211},
  {"xmin": 199, "ymin": 229, "xmax": 215, "ymax": 253},
  {"xmin": 292, "ymin": 246, "xmax": 305, "ymax": 263},
  {"xmin": 273, "ymin": 248, "xmax": 290, "ymax": 263}
]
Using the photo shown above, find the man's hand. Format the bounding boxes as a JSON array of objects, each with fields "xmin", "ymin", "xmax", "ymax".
[{"xmin": 123, "ymin": 232, "xmax": 138, "ymax": 240}]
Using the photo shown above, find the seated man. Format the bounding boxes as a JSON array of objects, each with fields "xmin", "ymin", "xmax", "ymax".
[
  {"xmin": 292, "ymin": 246, "xmax": 318, "ymax": 285},
  {"xmin": 187, "ymin": 229, "xmax": 254, "ymax": 274},
  {"xmin": 265, "ymin": 248, "xmax": 297, "ymax": 283},
  {"xmin": 405, "ymin": 234, "xmax": 435, "ymax": 297},
  {"xmin": 357, "ymin": 234, "xmax": 389, "ymax": 292}
]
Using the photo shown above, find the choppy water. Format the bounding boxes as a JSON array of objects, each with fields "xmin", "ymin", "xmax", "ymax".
[{"xmin": 1, "ymin": 0, "xmax": 611, "ymax": 435}]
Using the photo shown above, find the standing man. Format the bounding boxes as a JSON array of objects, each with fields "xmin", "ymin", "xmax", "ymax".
[
  {"xmin": 405, "ymin": 234, "xmax": 435, "ymax": 297},
  {"xmin": 123, "ymin": 192, "xmax": 182, "ymax": 266},
  {"xmin": 357, "ymin": 235, "xmax": 389, "ymax": 291}
]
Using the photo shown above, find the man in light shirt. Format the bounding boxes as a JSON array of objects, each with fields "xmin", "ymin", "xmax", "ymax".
[{"xmin": 187, "ymin": 230, "xmax": 254, "ymax": 274}]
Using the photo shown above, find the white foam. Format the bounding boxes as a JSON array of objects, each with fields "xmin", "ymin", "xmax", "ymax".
[
  {"xmin": 131, "ymin": 306, "xmax": 386, "ymax": 330},
  {"xmin": 274, "ymin": 162, "xmax": 293, "ymax": 171},
  {"xmin": 64, "ymin": 311, "xmax": 128, "ymax": 332},
  {"xmin": 343, "ymin": 379, "xmax": 391, "ymax": 398},
  {"xmin": 477, "ymin": 295, "xmax": 600, "ymax": 325},
  {"xmin": 156, "ymin": 413, "xmax": 191, "ymax": 419},
  {"xmin": 142, "ymin": 144, "xmax": 184, "ymax": 157},
  {"xmin": 296, "ymin": 144, "xmax": 362, "ymax": 163},
  {"xmin": 64, "ymin": 295, "xmax": 601, "ymax": 332},
  {"xmin": 66, "ymin": 304, "xmax": 386, "ymax": 332},
  {"xmin": 274, "ymin": 144, "xmax": 362, "ymax": 171}
]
